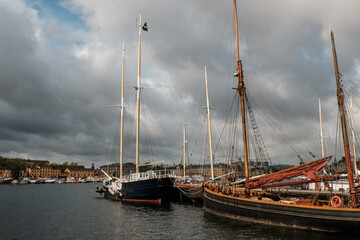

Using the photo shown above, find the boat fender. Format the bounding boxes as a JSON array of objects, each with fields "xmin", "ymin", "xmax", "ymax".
[{"xmin": 330, "ymin": 195, "xmax": 342, "ymax": 208}]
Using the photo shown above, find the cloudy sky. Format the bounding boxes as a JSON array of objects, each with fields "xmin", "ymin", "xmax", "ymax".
[{"xmin": 1, "ymin": 0, "xmax": 360, "ymax": 168}]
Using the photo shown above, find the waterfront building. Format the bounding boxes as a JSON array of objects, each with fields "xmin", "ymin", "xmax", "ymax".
[
  {"xmin": 0, "ymin": 168, "xmax": 11, "ymax": 178},
  {"xmin": 27, "ymin": 166, "xmax": 61, "ymax": 178},
  {"xmin": 61, "ymin": 168, "xmax": 95, "ymax": 178},
  {"xmin": 26, "ymin": 166, "xmax": 94, "ymax": 178}
]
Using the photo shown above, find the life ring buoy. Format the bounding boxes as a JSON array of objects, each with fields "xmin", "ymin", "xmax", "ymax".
[{"xmin": 330, "ymin": 195, "xmax": 342, "ymax": 208}]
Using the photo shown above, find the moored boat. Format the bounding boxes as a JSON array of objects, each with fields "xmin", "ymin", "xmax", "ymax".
[
  {"xmin": 30, "ymin": 179, "xmax": 39, "ymax": 184},
  {"xmin": 95, "ymin": 15, "xmax": 174, "ymax": 205},
  {"xmin": 0, "ymin": 178, "xmax": 12, "ymax": 185},
  {"xmin": 203, "ymin": 182, "xmax": 360, "ymax": 232},
  {"xmin": 39, "ymin": 178, "xmax": 57, "ymax": 184},
  {"xmin": 98, "ymin": 170, "xmax": 175, "ymax": 204},
  {"xmin": 203, "ymin": 0, "xmax": 360, "ymax": 233},
  {"xmin": 19, "ymin": 179, "xmax": 30, "ymax": 185}
]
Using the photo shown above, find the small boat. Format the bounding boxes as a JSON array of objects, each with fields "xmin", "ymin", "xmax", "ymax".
[
  {"xmin": 66, "ymin": 177, "xmax": 83, "ymax": 183},
  {"xmin": 173, "ymin": 124, "xmax": 204, "ymax": 204},
  {"xmin": 39, "ymin": 178, "xmax": 57, "ymax": 184},
  {"xmin": 174, "ymin": 181, "xmax": 203, "ymax": 204},
  {"xmin": 19, "ymin": 179, "xmax": 30, "ymax": 185},
  {"xmin": 30, "ymin": 179, "xmax": 39, "ymax": 184},
  {"xmin": 11, "ymin": 179, "xmax": 18, "ymax": 185},
  {"xmin": 0, "ymin": 178, "xmax": 12, "ymax": 185},
  {"xmin": 56, "ymin": 179, "xmax": 64, "ymax": 184},
  {"xmin": 70, "ymin": 180, "xmax": 83, "ymax": 183}
]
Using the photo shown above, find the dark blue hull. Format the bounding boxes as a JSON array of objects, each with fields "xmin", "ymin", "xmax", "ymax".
[{"xmin": 104, "ymin": 177, "xmax": 174, "ymax": 204}]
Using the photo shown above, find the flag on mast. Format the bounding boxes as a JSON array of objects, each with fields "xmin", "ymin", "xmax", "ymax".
[{"xmin": 142, "ymin": 22, "xmax": 148, "ymax": 31}]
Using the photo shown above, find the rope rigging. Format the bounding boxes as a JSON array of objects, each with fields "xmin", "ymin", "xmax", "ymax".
[{"xmin": 245, "ymin": 92, "xmax": 272, "ymax": 170}]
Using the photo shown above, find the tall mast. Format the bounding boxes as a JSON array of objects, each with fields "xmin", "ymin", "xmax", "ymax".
[
  {"xmin": 330, "ymin": 31, "xmax": 357, "ymax": 206},
  {"xmin": 182, "ymin": 123, "xmax": 188, "ymax": 181},
  {"xmin": 319, "ymin": 98, "xmax": 324, "ymax": 158},
  {"xmin": 120, "ymin": 43, "xmax": 125, "ymax": 178},
  {"xmin": 136, "ymin": 14, "xmax": 142, "ymax": 174},
  {"xmin": 350, "ymin": 96, "xmax": 358, "ymax": 179},
  {"xmin": 233, "ymin": 0, "xmax": 249, "ymax": 182},
  {"xmin": 204, "ymin": 66, "xmax": 214, "ymax": 180}
]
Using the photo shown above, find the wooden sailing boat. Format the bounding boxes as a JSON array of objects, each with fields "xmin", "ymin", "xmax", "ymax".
[
  {"xmin": 96, "ymin": 15, "xmax": 175, "ymax": 205},
  {"xmin": 203, "ymin": 0, "xmax": 360, "ymax": 232}
]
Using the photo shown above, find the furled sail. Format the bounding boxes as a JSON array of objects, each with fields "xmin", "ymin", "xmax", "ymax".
[{"xmin": 247, "ymin": 157, "xmax": 331, "ymax": 189}]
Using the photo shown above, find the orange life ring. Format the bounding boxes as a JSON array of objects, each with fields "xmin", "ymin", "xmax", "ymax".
[{"xmin": 330, "ymin": 195, "xmax": 342, "ymax": 208}]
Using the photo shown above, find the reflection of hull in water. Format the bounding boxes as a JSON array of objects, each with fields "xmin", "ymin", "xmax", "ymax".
[
  {"xmin": 203, "ymin": 185, "xmax": 360, "ymax": 233},
  {"xmin": 104, "ymin": 177, "xmax": 174, "ymax": 205}
]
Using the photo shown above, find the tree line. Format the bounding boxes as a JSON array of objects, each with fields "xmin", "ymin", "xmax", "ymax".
[{"xmin": 0, "ymin": 156, "xmax": 85, "ymax": 179}]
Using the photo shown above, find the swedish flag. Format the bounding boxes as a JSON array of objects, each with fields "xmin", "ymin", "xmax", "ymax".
[{"xmin": 142, "ymin": 22, "xmax": 148, "ymax": 32}]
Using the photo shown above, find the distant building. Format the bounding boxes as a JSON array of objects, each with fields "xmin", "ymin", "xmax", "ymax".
[
  {"xmin": 27, "ymin": 166, "xmax": 61, "ymax": 178},
  {"xmin": 26, "ymin": 166, "xmax": 94, "ymax": 178},
  {"xmin": 169, "ymin": 160, "xmax": 270, "ymax": 178},
  {"xmin": 171, "ymin": 164, "xmax": 229, "ymax": 178},
  {"xmin": 62, "ymin": 168, "xmax": 95, "ymax": 178},
  {"xmin": 0, "ymin": 168, "xmax": 11, "ymax": 178}
]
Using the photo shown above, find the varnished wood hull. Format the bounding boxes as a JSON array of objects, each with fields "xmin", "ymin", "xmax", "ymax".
[{"xmin": 203, "ymin": 187, "xmax": 360, "ymax": 233}]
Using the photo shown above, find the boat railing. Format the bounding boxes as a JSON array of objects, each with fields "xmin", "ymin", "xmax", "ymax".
[{"xmin": 118, "ymin": 170, "xmax": 175, "ymax": 182}]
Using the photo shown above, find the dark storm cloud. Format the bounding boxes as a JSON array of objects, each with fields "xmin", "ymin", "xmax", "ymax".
[
  {"xmin": 1, "ymin": 0, "xmax": 360, "ymax": 167},
  {"xmin": 0, "ymin": 1, "xmax": 115, "ymax": 166}
]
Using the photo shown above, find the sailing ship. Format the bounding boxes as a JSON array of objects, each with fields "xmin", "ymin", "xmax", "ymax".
[
  {"xmin": 173, "ymin": 66, "xmax": 216, "ymax": 204},
  {"xmin": 96, "ymin": 15, "xmax": 175, "ymax": 205},
  {"xmin": 173, "ymin": 123, "xmax": 203, "ymax": 203},
  {"xmin": 203, "ymin": 0, "xmax": 360, "ymax": 232}
]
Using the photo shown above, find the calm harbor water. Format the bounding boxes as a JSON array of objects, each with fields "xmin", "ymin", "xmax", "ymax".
[{"xmin": 0, "ymin": 183, "xmax": 350, "ymax": 240}]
